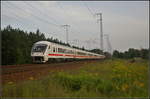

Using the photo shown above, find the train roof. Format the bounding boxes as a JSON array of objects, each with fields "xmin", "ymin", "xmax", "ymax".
[
  {"xmin": 35, "ymin": 41, "xmax": 51, "ymax": 45},
  {"xmin": 34, "ymin": 41, "xmax": 104, "ymax": 56}
]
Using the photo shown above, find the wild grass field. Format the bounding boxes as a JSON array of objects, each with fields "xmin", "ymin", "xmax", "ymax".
[{"xmin": 2, "ymin": 59, "xmax": 149, "ymax": 97}]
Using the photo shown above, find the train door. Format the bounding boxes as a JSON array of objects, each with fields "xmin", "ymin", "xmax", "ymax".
[
  {"xmin": 52, "ymin": 46, "xmax": 56, "ymax": 53},
  {"xmin": 48, "ymin": 45, "xmax": 51, "ymax": 54},
  {"xmin": 52, "ymin": 45, "xmax": 58, "ymax": 59},
  {"xmin": 45, "ymin": 44, "xmax": 51, "ymax": 55}
]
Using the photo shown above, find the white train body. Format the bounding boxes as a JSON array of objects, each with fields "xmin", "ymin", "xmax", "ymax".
[{"xmin": 31, "ymin": 41, "xmax": 105, "ymax": 63}]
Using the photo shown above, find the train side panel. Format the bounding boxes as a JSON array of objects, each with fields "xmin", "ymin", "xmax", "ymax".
[{"xmin": 31, "ymin": 41, "xmax": 105, "ymax": 63}]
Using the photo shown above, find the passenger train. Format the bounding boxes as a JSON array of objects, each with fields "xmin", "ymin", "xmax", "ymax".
[{"xmin": 31, "ymin": 41, "xmax": 105, "ymax": 63}]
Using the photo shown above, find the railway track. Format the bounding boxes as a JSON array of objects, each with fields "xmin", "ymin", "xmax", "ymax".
[
  {"xmin": 2, "ymin": 60, "xmax": 100, "ymax": 74},
  {"xmin": 2, "ymin": 64, "xmax": 51, "ymax": 75},
  {"xmin": 1, "ymin": 60, "xmax": 101, "ymax": 83},
  {"xmin": 2, "ymin": 62, "xmax": 76, "ymax": 75}
]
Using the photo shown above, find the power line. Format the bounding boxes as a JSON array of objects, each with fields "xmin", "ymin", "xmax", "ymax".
[
  {"xmin": 83, "ymin": 2, "xmax": 95, "ymax": 17},
  {"xmin": 23, "ymin": 1, "xmax": 60, "ymax": 26},
  {"xmin": 83, "ymin": 2, "xmax": 104, "ymax": 50},
  {"xmin": 57, "ymin": 2, "xmax": 99, "ymax": 49},
  {"xmin": 57, "ymin": 2, "xmax": 69, "ymax": 18},
  {"xmin": 6, "ymin": 1, "xmax": 60, "ymax": 27},
  {"xmin": 24, "ymin": 1, "xmax": 82, "ymax": 42},
  {"xmin": 57, "ymin": 2, "xmax": 82, "ymax": 35},
  {"xmin": 2, "ymin": 4, "xmax": 38, "ymax": 29},
  {"xmin": 1, "ymin": 14, "xmax": 23, "ymax": 25},
  {"xmin": 5, "ymin": 1, "xmax": 65, "ymax": 38},
  {"xmin": 4, "ymin": 3, "xmax": 63, "ymax": 39}
]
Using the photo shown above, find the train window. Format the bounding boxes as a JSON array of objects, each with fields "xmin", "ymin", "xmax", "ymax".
[
  {"xmin": 68, "ymin": 50, "xmax": 70, "ymax": 54},
  {"xmin": 32, "ymin": 44, "xmax": 47, "ymax": 53},
  {"xmin": 65, "ymin": 49, "xmax": 69, "ymax": 53},
  {"xmin": 88, "ymin": 54, "xmax": 92, "ymax": 56},
  {"xmin": 55, "ymin": 48, "xmax": 57, "ymax": 53},
  {"xmin": 64, "ymin": 49, "xmax": 66, "ymax": 53},
  {"xmin": 58, "ymin": 48, "xmax": 66, "ymax": 53},
  {"xmin": 77, "ymin": 52, "xmax": 86, "ymax": 55},
  {"xmin": 53, "ymin": 47, "xmax": 55, "ymax": 52},
  {"xmin": 70, "ymin": 50, "xmax": 73, "ymax": 54},
  {"xmin": 66, "ymin": 50, "xmax": 73, "ymax": 54},
  {"xmin": 58, "ymin": 48, "xmax": 61, "ymax": 52}
]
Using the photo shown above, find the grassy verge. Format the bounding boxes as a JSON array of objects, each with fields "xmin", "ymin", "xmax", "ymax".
[{"xmin": 2, "ymin": 59, "xmax": 148, "ymax": 97}]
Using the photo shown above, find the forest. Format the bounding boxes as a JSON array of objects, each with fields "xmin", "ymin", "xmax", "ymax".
[{"xmin": 1, "ymin": 25, "xmax": 149, "ymax": 65}]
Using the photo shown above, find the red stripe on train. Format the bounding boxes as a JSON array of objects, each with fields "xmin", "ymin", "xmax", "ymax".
[
  {"xmin": 65, "ymin": 54, "xmax": 74, "ymax": 57},
  {"xmin": 48, "ymin": 53, "xmax": 99, "ymax": 58},
  {"xmin": 48, "ymin": 54, "xmax": 63, "ymax": 56},
  {"xmin": 48, "ymin": 54, "xmax": 75, "ymax": 57}
]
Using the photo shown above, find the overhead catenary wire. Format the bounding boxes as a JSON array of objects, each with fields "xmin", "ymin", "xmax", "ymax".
[
  {"xmin": 23, "ymin": 1, "xmax": 82, "ymax": 42},
  {"xmin": 23, "ymin": 1, "xmax": 61, "ymax": 26},
  {"xmin": 83, "ymin": 2, "xmax": 95, "ymax": 17},
  {"xmin": 6, "ymin": 1, "xmax": 60, "ymax": 27},
  {"xmin": 5, "ymin": 1, "xmax": 65, "ymax": 39},
  {"xmin": 2, "ymin": 3, "xmax": 39, "ymax": 30},
  {"xmin": 23, "ymin": 1, "xmax": 67, "ymax": 37},
  {"xmin": 83, "ymin": 2, "xmax": 105, "ymax": 50},
  {"xmin": 56, "ymin": 2, "xmax": 83, "ymax": 35},
  {"xmin": 2, "ymin": 13, "xmax": 23, "ymax": 25},
  {"xmin": 3, "ymin": 1, "xmax": 104, "ymax": 50},
  {"xmin": 57, "ymin": 2, "xmax": 100, "ymax": 49},
  {"xmin": 1, "ymin": 15, "xmax": 23, "ymax": 26},
  {"xmin": 3, "ymin": 3, "xmax": 43, "ymax": 32}
]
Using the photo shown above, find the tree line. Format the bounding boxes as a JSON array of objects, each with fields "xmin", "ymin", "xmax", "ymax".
[
  {"xmin": 1, "ymin": 25, "xmax": 149, "ymax": 65},
  {"xmin": 89, "ymin": 48, "xmax": 149, "ymax": 59},
  {"xmin": 112, "ymin": 48, "xmax": 149, "ymax": 59}
]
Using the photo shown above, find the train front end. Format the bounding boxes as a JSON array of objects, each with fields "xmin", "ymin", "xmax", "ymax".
[{"xmin": 31, "ymin": 41, "xmax": 49, "ymax": 63}]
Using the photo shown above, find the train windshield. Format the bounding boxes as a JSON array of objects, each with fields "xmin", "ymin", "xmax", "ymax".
[{"xmin": 32, "ymin": 44, "xmax": 47, "ymax": 52}]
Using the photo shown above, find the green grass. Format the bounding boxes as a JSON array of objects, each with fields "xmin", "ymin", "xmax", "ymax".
[{"xmin": 2, "ymin": 59, "xmax": 149, "ymax": 97}]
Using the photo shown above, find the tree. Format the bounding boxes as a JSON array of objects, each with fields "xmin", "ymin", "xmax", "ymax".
[
  {"xmin": 89, "ymin": 49, "xmax": 103, "ymax": 54},
  {"xmin": 112, "ymin": 48, "xmax": 149, "ymax": 59},
  {"xmin": 103, "ymin": 52, "xmax": 111, "ymax": 58},
  {"xmin": 113, "ymin": 50, "xmax": 120, "ymax": 58},
  {"xmin": 140, "ymin": 49, "xmax": 149, "ymax": 59}
]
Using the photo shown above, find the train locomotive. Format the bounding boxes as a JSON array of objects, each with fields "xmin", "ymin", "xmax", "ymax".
[{"xmin": 31, "ymin": 41, "xmax": 105, "ymax": 63}]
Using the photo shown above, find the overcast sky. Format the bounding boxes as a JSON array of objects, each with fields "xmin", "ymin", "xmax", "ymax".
[{"xmin": 1, "ymin": 1, "xmax": 149, "ymax": 52}]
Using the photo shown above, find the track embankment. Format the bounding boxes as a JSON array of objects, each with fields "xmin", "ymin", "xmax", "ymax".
[{"xmin": 1, "ymin": 60, "xmax": 100, "ymax": 84}]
